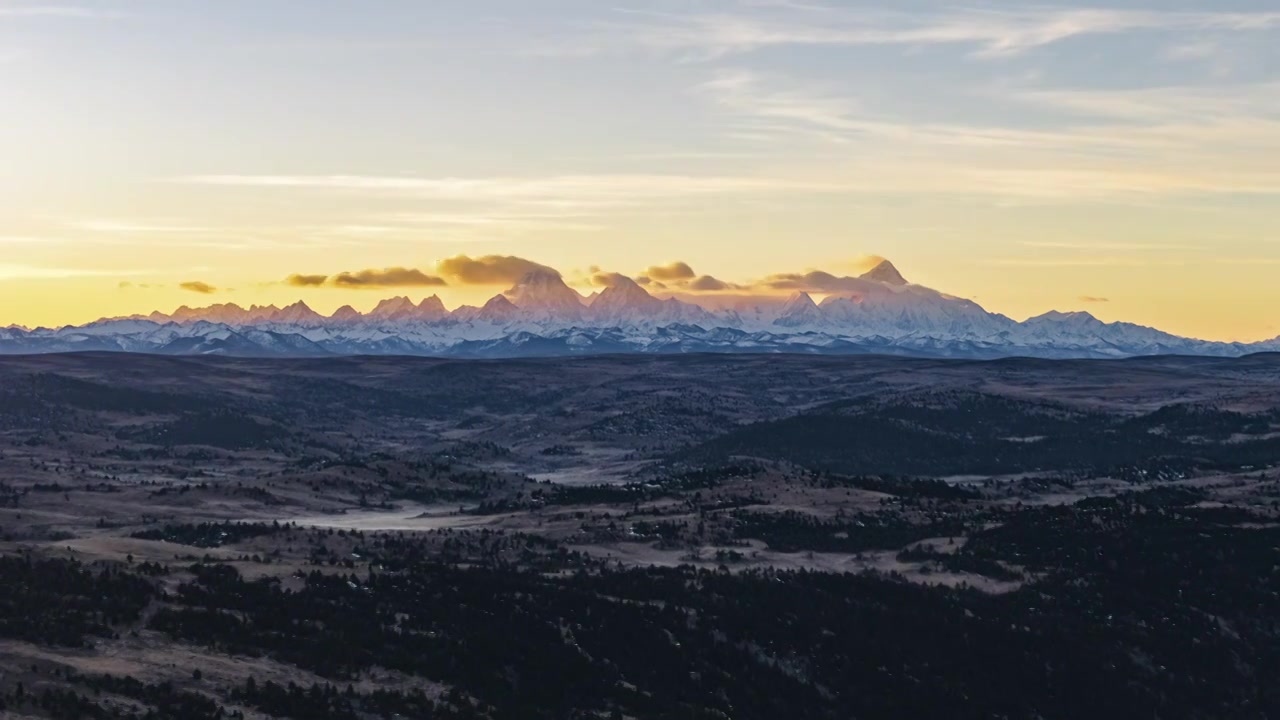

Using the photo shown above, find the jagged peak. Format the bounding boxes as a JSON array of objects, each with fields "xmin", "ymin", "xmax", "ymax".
[
  {"xmin": 370, "ymin": 296, "xmax": 416, "ymax": 315},
  {"xmin": 273, "ymin": 300, "xmax": 323, "ymax": 323},
  {"xmin": 1032, "ymin": 310, "xmax": 1099, "ymax": 323},
  {"xmin": 860, "ymin": 260, "xmax": 908, "ymax": 286},
  {"xmin": 330, "ymin": 305, "xmax": 362, "ymax": 320},
  {"xmin": 782, "ymin": 291, "xmax": 818, "ymax": 309},
  {"xmin": 598, "ymin": 275, "xmax": 655, "ymax": 299},
  {"xmin": 418, "ymin": 294, "xmax": 448, "ymax": 314},
  {"xmin": 483, "ymin": 294, "xmax": 517, "ymax": 310}
]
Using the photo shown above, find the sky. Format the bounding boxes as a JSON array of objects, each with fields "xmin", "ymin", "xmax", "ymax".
[{"xmin": 1, "ymin": 0, "xmax": 1278, "ymax": 341}]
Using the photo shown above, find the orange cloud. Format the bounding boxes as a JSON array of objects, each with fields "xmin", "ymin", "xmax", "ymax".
[
  {"xmin": 330, "ymin": 267, "xmax": 446, "ymax": 288},
  {"xmin": 762, "ymin": 271, "xmax": 868, "ymax": 293},
  {"xmin": 844, "ymin": 254, "xmax": 889, "ymax": 274},
  {"xmin": 284, "ymin": 268, "xmax": 447, "ymax": 289},
  {"xmin": 1079, "ymin": 295, "xmax": 1110, "ymax": 303},
  {"xmin": 179, "ymin": 281, "xmax": 218, "ymax": 294},
  {"xmin": 590, "ymin": 272, "xmax": 634, "ymax": 288},
  {"xmin": 436, "ymin": 255, "xmax": 557, "ymax": 285},
  {"xmin": 634, "ymin": 276, "xmax": 668, "ymax": 289},
  {"xmin": 686, "ymin": 275, "xmax": 741, "ymax": 292},
  {"xmin": 644, "ymin": 261, "xmax": 697, "ymax": 282},
  {"xmin": 286, "ymin": 274, "xmax": 328, "ymax": 287}
]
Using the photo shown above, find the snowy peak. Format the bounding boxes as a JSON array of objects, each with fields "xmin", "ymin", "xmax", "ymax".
[
  {"xmin": 1030, "ymin": 310, "xmax": 1099, "ymax": 323},
  {"xmin": 273, "ymin": 301, "xmax": 323, "ymax": 324},
  {"xmin": 417, "ymin": 294, "xmax": 448, "ymax": 318},
  {"xmin": 366, "ymin": 295, "xmax": 449, "ymax": 322},
  {"xmin": 504, "ymin": 269, "xmax": 584, "ymax": 319},
  {"xmin": 12, "ymin": 258, "xmax": 1269, "ymax": 360},
  {"xmin": 166, "ymin": 303, "xmax": 250, "ymax": 325},
  {"xmin": 781, "ymin": 291, "xmax": 818, "ymax": 314},
  {"xmin": 330, "ymin": 305, "xmax": 362, "ymax": 322},
  {"xmin": 591, "ymin": 275, "xmax": 662, "ymax": 320},
  {"xmin": 369, "ymin": 296, "xmax": 417, "ymax": 319},
  {"xmin": 861, "ymin": 260, "xmax": 908, "ymax": 286},
  {"xmin": 774, "ymin": 292, "xmax": 825, "ymax": 328},
  {"xmin": 478, "ymin": 294, "xmax": 520, "ymax": 322}
]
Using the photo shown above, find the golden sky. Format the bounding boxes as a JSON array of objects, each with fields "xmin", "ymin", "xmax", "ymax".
[{"xmin": 1, "ymin": 1, "xmax": 1278, "ymax": 341}]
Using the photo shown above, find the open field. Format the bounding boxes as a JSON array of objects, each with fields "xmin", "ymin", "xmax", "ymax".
[{"xmin": 2, "ymin": 352, "xmax": 1280, "ymax": 719}]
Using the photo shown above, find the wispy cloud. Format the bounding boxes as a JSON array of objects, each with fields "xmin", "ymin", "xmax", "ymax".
[
  {"xmin": 1010, "ymin": 82, "xmax": 1280, "ymax": 124},
  {"xmin": 693, "ymin": 68, "xmax": 1280, "ymax": 201},
  {"xmin": 569, "ymin": 6, "xmax": 1280, "ymax": 60},
  {"xmin": 72, "ymin": 219, "xmax": 220, "ymax": 234},
  {"xmin": 0, "ymin": 235, "xmax": 61, "ymax": 246},
  {"xmin": 174, "ymin": 173, "xmax": 848, "ymax": 202},
  {"xmin": 1021, "ymin": 241, "xmax": 1199, "ymax": 252},
  {"xmin": 985, "ymin": 256, "xmax": 1192, "ymax": 268},
  {"xmin": 0, "ymin": 263, "xmax": 144, "ymax": 280},
  {"xmin": 0, "ymin": 6, "xmax": 116, "ymax": 19}
]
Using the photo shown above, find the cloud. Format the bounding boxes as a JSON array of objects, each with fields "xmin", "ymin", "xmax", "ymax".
[
  {"xmin": 590, "ymin": 272, "xmax": 635, "ymax": 289},
  {"xmin": 585, "ymin": 7, "xmax": 1280, "ymax": 60},
  {"xmin": 0, "ymin": 264, "xmax": 155, "ymax": 280},
  {"xmin": 179, "ymin": 281, "xmax": 218, "ymax": 294},
  {"xmin": 285, "ymin": 274, "xmax": 329, "ymax": 287},
  {"xmin": 686, "ymin": 275, "xmax": 742, "ymax": 292},
  {"xmin": 285, "ymin": 268, "xmax": 447, "ymax": 289},
  {"xmin": 436, "ymin": 255, "xmax": 558, "ymax": 285},
  {"xmin": 175, "ymin": 174, "xmax": 849, "ymax": 207},
  {"xmin": 698, "ymin": 68, "xmax": 1157, "ymax": 152},
  {"xmin": 693, "ymin": 66, "xmax": 1280, "ymax": 201},
  {"xmin": 986, "ymin": 257, "xmax": 1191, "ymax": 268},
  {"xmin": 0, "ymin": 6, "xmax": 117, "ymax": 19},
  {"xmin": 0, "ymin": 235, "xmax": 62, "ymax": 245},
  {"xmin": 1022, "ymin": 241, "xmax": 1196, "ymax": 252},
  {"xmin": 761, "ymin": 270, "xmax": 869, "ymax": 293},
  {"xmin": 634, "ymin": 276, "xmax": 668, "ymax": 289},
  {"xmin": 747, "ymin": 261, "xmax": 906, "ymax": 294},
  {"xmin": 73, "ymin": 219, "xmax": 217, "ymax": 234},
  {"xmin": 847, "ymin": 255, "xmax": 890, "ymax": 273},
  {"xmin": 1079, "ymin": 296, "xmax": 1111, "ymax": 303},
  {"xmin": 644, "ymin": 261, "xmax": 697, "ymax": 282},
  {"xmin": 330, "ymin": 267, "xmax": 447, "ymax": 288},
  {"xmin": 1010, "ymin": 82, "xmax": 1280, "ymax": 124}
]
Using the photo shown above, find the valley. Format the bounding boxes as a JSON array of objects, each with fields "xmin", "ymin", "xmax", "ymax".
[{"xmin": 2, "ymin": 352, "xmax": 1280, "ymax": 718}]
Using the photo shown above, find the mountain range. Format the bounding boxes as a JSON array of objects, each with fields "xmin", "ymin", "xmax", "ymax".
[{"xmin": 2, "ymin": 261, "xmax": 1276, "ymax": 359}]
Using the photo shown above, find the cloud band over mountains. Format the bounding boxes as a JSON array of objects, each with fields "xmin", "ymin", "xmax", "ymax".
[
  {"xmin": 286, "ymin": 267, "xmax": 447, "ymax": 289},
  {"xmin": 284, "ymin": 256, "xmax": 565, "ymax": 290},
  {"xmin": 277, "ymin": 254, "xmax": 907, "ymax": 298}
]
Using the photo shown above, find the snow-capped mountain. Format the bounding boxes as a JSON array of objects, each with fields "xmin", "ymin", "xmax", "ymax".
[
  {"xmin": 774, "ymin": 292, "xmax": 825, "ymax": 329},
  {"xmin": 2, "ymin": 261, "xmax": 1275, "ymax": 359},
  {"xmin": 503, "ymin": 269, "xmax": 586, "ymax": 322}
]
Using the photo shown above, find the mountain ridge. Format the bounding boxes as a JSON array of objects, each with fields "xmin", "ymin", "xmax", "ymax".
[{"xmin": 5, "ymin": 262, "xmax": 1276, "ymax": 359}]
